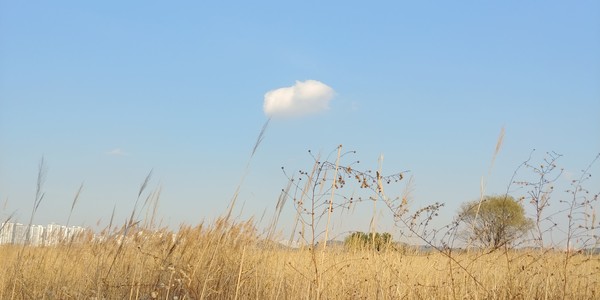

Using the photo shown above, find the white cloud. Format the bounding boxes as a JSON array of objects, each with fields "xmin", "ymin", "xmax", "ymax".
[
  {"xmin": 106, "ymin": 148, "xmax": 128, "ymax": 156},
  {"xmin": 263, "ymin": 80, "xmax": 335, "ymax": 118}
]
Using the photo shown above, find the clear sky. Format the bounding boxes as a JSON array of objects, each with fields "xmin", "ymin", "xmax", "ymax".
[{"xmin": 1, "ymin": 1, "xmax": 599, "ymax": 243}]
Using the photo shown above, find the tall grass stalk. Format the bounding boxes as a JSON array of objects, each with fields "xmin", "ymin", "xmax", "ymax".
[
  {"xmin": 225, "ymin": 118, "xmax": 270, "ymax": 222},
  {"xmin": 467, "ymin": 126, "xmax": 505, "ymax": 251},
  {"xmin": 65, "ymin": 182, "xmax": 84, "ymax": 229}
]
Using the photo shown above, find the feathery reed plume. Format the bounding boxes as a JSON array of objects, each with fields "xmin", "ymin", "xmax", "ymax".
[
  {"xmin": 0, "ymin": 211, "xmax": 15, "ymax": 234},
  {"xmin": 24, "ymin": 156, "xmax": 47, "ymax": 244},
  {"xmin": 225, "ymin": 118, "xmax": 270, "ymax": 222},
  {"xmin": 399, "ymin": 175, "xmax": 415, "ymax": 216},
  {"xmin": 108, "ymin": 204, "xmax": 116, "ymax": 233},
  {"xmin": 467, "ymin": 126, "xmax": 505, "ymax": 251},
  {"xmin": 143, "ymin": 185, "xmax": 162, "ymax": 229},
  {"xmin": 252, "ymin": 117, "xmax": 270, "ymax": 158},
  {"xmin": 65, "ymin": 182, "xmax": 84, "ymax": 228},
  {"xmin": 11, "ymin": 157, "xmax": 47, "ymax": 298},
  {"xmin": 266, "ymin": 177, "xmax": 293, "ymax": 241},
  {"xmin": 105, "ymin": 170, "xmax": 154, "ymax": 280},
  {"xmin": 129, "ymin": 169, "xmax": 153, "ymax": 226}
]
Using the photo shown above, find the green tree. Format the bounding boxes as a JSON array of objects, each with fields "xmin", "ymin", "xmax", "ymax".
[
  {"xmin": 458, "ymin": 195, "xmax": 533, "ymax": 250},
  {"xmin": 344, "ymin": 232, "xmax": 392, "ymax": 251}
]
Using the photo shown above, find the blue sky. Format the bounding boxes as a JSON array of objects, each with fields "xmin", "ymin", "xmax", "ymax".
[{"xmin": 1, "ymin": 1, "xmax": 599, "ymax": 242}]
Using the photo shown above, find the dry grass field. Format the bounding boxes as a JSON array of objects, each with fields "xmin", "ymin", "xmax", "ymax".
[
  {"xmin": 1, "ymin": 218, "xmax": 598, "ymax": 300},
  {"xmin": 2, "ymin": 138, "xmax": 598, "ymax": 299}
]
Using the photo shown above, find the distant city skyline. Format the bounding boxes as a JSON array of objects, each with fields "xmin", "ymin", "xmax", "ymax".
[{"xmin": 0, "ymin": 221, "xmax": 88, "ymax": 246}]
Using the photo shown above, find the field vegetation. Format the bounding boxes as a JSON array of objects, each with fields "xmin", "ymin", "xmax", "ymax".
[
  {"xmin": 1, "ymin": 131, "xmax": 599, "ymax": 299},
  {"xmin": 0, "ymin": 219, "xmax": 598, "ymax": 299}
]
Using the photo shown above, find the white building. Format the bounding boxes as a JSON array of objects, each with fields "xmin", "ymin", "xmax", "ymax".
[
  {"xmin": 45, "ymin": 223, "xmax": 66, "ymax": 245},
  {"xmin": 13, "ymin": 223, "xmax": 28, "ymax": 244},
  {"xmin": 0, "ymin": 222, "xmax": 91, "ymax": 246},
  {"xmin": 28, "ymin": 225, "xmax": 45, "ymax": 246},
  {"xmin": 0, "ymin": 222, "xmax": 15, "ymax": 244}
]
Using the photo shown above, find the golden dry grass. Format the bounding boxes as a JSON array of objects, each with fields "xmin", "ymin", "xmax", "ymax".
[{"xmin": 1, "ymin": 218, "xmax": 598, "ymax": 300}]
